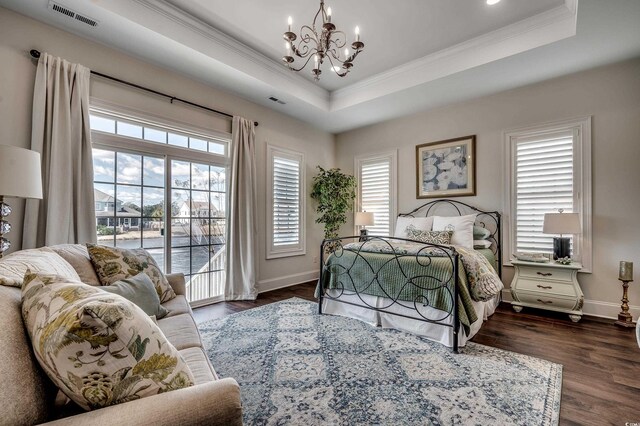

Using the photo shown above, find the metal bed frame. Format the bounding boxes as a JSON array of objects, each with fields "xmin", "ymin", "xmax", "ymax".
[{"xmin": 317, "ymin": 199, "xmax": 501, "ymax": 353}]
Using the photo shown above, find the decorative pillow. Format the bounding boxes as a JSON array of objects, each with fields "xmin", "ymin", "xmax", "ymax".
[
  {"xmin": 50, "ymin": 244, "xmax": 101, "ymax": 286},
  {"xmin": 86, "ymin": 244, "xmax": 175, "ymax": 303},
  {"xmin": 432, "ymin": 214, "xmax": 477, "ymax": 250},
  {"xmin": 394, "ymin": 216, "xmax": 434, "ymax": 238},
  {"xmin": 473, "ymin": 240, "xmax": 492, "ymax": 249},
  {"xmin": 405, "ymin": 225, "xmax": 453, "ymax": 245},
  {"xmin": 0, "ymin": 247, "xmax": 80, "ymax": 288},
  {"xmin": 21, "ymin": 271, "xmax": 194, "ymax": 411},
  {"xmin": 101, "ymin": 273, "xmax": 169, "ymax": 319},
  {"xmin": 473, "ymin": 226, "xmax": 492, "ymax": 240}
]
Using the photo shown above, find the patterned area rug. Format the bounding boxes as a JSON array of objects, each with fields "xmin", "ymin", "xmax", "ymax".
[{"xmin": 199, "ymin": 298, "xmax": 562, "ymax": 425}]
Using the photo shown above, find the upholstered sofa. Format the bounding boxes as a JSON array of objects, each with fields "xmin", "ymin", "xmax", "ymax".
[{"xmin": 0, "ymin": 244, "xmax": 243, "ymax": 425}]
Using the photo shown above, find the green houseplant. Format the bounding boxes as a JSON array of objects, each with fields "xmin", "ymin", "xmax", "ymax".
[{"xmin": 311, "ymin": 166, "xmax": 357, "ymax": 246}]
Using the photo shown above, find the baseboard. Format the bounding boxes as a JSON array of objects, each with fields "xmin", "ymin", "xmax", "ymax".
[
  {"xmin": 500, "ymin": 289, "xmax": 639, "ymax": 321},
  {"xmin": 258, "ymin": 270, "xmax": 319, "ymax": 294}
]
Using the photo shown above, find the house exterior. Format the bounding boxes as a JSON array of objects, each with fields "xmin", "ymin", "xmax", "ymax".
[{"xmin": 94, "ymin": 188, "xmax": 141, "ymax": 230}]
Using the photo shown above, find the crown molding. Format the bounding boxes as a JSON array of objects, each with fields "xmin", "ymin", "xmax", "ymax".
[
  {"xmin": 330, "ymin": 0, "xmax": 579, "ymax": 112},
  {"xmin": 96, "ymin": 0, "xmax": 578, "ymax": 116}
]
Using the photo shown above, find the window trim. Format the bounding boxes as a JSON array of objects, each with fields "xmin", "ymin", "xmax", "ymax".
[
  {"xmin": 354, "ymin": 150, "xmax": 398, "ymax": 236},
  {"xmin": 503, "ymin": 116, "xmax": 592, "ymax": 272},
  {"xmin": 266, "ymin": 144, "xmax": 306, "ymax": 259}
]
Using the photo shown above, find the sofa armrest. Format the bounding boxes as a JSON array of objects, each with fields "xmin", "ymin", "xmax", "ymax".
[
  {"xmin": 166, "ymin": 273, "xmax": 186, "ymax": 296},
  {"xmin": 45, "ymin": 378, "xmax": 242, "ymax": 426}
]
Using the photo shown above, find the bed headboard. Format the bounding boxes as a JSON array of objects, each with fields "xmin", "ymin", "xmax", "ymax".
[{"xmin": 399, "ymin": 199, "xmax": 502, "ymax": 278}]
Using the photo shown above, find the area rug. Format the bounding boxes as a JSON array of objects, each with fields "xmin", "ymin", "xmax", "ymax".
[{"xmin": 199, "ymin": 298, "xmax": 562, "ymax": 425}]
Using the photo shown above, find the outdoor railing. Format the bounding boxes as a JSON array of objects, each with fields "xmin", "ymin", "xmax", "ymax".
[{"xmin": 186, "ymin": 247, "xmax": 226, "ymax": 303}]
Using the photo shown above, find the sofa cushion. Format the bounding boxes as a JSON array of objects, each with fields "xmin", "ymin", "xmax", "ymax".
[
  {"xmin": 157, "ymin": 313, "xmax": 203, "ymax": 350},
  {"xmin": 0, "ymin": 247, "xmax": 80, "ymax": 288},
  {"xmin": 86, "ymin": 244, "xmax": 176, "ymax": 303},
  {"xmin": 0, "ymin": 285, "xmax": 56, "ymax": 425},
  {"xmin": 162, "ymin": 294, "xmax": 192, "ymax": 318},
  {"xmin": 179, "ymin": 347, "xmax": 218, "ymax": 384},
  {"xmin": 21, "ymin": 271, "xmax": 195, "ymax": 411},
  {"xmin": 102, "ymin": 273, "xmax": 169, "ymax": 319},
  {"xmin": 50, "ymin": 244, "xmax": 101, "ymax": 286}
]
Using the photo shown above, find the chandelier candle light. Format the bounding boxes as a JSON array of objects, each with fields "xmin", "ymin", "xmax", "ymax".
[{"xmin": 282, "ymin": 1, "xmax": 364, "ymax": 81}]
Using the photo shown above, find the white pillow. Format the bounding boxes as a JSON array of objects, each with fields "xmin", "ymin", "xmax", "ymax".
[
  {"xmin": 473, "ymin": 239, "xmax": 492, "ymax": 249},
  {"xmin": 432, "ymin": 214, "xmax": 477, "ymax": 249},
  {"xmin": 0, "ymin": 247, "xmax": 81, "ymax": 288},
  {"xmin": 394, "ymin": 216, "xmax": 434, "ymax": 238}
]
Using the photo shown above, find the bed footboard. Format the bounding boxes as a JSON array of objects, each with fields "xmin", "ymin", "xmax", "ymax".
[{"xmin": 317, "ymin": 235, "xmax": 462, "ymax": 353}]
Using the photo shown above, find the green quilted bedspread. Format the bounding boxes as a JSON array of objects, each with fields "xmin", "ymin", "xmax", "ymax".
[{"xmin": 318, "ymin": 247, "xmax": 480, "ymax": 334}]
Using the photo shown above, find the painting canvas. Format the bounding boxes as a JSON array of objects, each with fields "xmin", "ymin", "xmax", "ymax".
[{"xmin": 416, "ymin": 135, "xmax": 476, "ymax": 198}]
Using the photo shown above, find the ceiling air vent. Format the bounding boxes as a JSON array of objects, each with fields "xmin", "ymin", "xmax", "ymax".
[
  {"xmin": 268, "ymin": 96, "xmax": 286, "ymax": 105},
  {"xmin": 48, "ymin": 1, "xmax": 99, "ymax": 28}
]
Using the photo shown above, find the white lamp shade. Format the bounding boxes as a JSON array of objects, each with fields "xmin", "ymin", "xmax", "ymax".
[
  {"xmin": 0, "ymin": 145, "xmax": 43, "ymax": 199},
  {"xmin": 542, "ymin": 212, "xmax": 581, "ymax": 234},
  {"xmin": 355, "ymin": 211, "xmax": 375, "ymax": 226}
]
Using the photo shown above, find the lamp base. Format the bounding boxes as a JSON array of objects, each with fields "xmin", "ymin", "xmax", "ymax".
[
  {"xmin": 552, "ymin": 237, "xmax": 570, "ymax": 260},
  {"xmin": 359, "ymin": 229, "xmax": 368, "ymax": 242}
]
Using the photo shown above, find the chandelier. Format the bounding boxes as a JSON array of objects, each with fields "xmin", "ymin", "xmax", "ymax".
[{"xmin": 282, "ymin": 1, "xmax": 364, "ymax": 81}]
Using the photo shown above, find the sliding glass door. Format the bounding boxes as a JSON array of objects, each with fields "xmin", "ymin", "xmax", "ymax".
[{"xmin": 170, "ymin": 160, "xmax": 227, "ymax": 304}]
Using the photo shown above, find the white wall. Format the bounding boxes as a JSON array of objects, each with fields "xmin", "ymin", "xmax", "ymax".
[
  {"xmin": 0, "ymin": 7, "xmax": 334, "ymax": 292},
  {"xmin": 336, "ymin": 58, "xmax": 640, "ymax": 319}
]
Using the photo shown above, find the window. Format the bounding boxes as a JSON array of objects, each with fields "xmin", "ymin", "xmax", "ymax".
[
  {"xmin": 90, "ymin": 107, "xmax": 230, "ymax": 306},
  {"xmin": 267, "ymin": 145, "xmax": 305, "ymax": 258},
  {"xmin": 355, "ymin": 151, "xmax": 397, "ymax": 236},
  {"xmin": 505, "ymin": 117, "xmax": 592, "ymax": 271}
]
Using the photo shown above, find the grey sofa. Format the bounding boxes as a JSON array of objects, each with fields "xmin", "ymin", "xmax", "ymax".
[{"xmin": 0, "ymin": 244, "xmax": 243, "ymax": 425}]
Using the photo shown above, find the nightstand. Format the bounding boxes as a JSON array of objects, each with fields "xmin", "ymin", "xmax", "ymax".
[{"xmin": 510, "ymin": 260, "xmax": 584, "ymax": 322}]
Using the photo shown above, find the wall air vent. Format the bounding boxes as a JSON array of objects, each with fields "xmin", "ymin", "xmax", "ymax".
[{"xmin": 48, "ymin": 1, "xmax": 99, "ymax": 28}]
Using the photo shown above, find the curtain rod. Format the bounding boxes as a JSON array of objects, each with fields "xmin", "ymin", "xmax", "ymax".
[{"xmin": 29, "ymin": 49, "xmax": 258, "ymax": 127}]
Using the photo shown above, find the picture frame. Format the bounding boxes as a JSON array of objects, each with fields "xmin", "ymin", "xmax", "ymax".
[{"xmin": 416, "ymin": 135, "xmax": 476, "ymax": 199}]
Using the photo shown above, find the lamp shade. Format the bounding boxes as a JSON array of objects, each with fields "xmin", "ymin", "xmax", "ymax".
[
  {"xmin": 355, "ymin": 211, "xmax": 375, "ymax": 226},
  {"xmin": 542, "ymin": 212, "xmax": 581, "ymax": 235},
  {"xmin": 0, "ymin": 145, "xmax": 43, "ymax": 199}
]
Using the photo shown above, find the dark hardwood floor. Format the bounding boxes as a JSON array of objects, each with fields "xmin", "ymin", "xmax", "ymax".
[{"xmin": 193, "ymin": 282, "xmax": 640, "ymax": 426}]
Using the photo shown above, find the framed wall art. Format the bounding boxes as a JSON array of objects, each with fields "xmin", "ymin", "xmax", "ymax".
[{"xmin": 416, "ymin": 135, "xmax": 476, "ymax": 199}]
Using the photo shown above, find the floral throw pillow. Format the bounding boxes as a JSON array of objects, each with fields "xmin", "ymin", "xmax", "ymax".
[
  {"xmin": 21, "ymin": 271, "xmax": 194, "ymax": 411},
  {"xmin": 405, "ymin": 225, "xmax": 453, "ymax": 245},
  {"xmin": 86, "ymin": 244, "xmax": 175, "ymax": 303}
]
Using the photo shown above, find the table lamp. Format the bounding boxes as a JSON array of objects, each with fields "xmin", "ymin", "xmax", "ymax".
[
  {"xmin": 0, "ymin": 145, "xmax": 43, "ymax": 257},
  {"xmin": 355, "ymin": 211, "xmax": 374, "ymax": 241},
  {"xmin": 542, "ymin": 209, "xmax": 581, "ymax": 260}
]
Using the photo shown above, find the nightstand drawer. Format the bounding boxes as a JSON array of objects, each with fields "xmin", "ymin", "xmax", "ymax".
[
  {"xmin": 518, "ymin": 267, "xmax": 574, "ymax": 283},
  {"xmin": 515, "ymin": 290, "xmax": 578, "ymax": 310},
  {"xmin": 515, "ymin": 278, "xmax": 576, "ymax": 297}
]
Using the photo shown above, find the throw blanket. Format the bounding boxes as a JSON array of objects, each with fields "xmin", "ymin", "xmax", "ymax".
[{"xmin": 319, "ymin": 241, "xmax": 503, "ymax": 334}]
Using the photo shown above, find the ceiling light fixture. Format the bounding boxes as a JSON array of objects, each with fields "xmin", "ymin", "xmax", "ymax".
[
  {"xmin": 282, "ymin": 1, "xmax": 364, "ymax": 81},
  {"xmin": 486, "ymin": 0, "xmax": 501, "ymax": 5}
]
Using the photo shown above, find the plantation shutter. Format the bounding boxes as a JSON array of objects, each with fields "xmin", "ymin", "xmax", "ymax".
[
  {"xmin": 514, "ymin": 129, "xmax": 575, "ymax": 253},
  {"xmin": 272, "ymin": 155, "xmax": 301, "ymax": 247},
  {"xmin": 360, "ymin": 158, "xmax": 392, "ymax": 236}
]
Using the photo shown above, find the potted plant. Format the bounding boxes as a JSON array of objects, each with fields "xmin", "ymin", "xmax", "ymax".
[{"xmin": 311, "ymin": 166, "xmax": 357, "ymax": 252}]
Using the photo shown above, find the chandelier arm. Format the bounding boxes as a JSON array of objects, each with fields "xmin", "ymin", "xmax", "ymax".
[
  {"xmin": 327, "ymin": 31, "xmax": 347, "ymax": 50},
  {"xmin": 325, "ymin": 54, "xmax": 349, "ymax": 77},
  {"xmin": 286, "ymin": 53, "xmax": 317, "ymax": 72}
]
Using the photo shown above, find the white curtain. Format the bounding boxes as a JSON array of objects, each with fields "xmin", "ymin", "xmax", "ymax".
[
  {"xmin": 225, "ymin": 116, "xmax": 257, "ymax": 300},
  {"xmin": 23, "ymin": 53, "xmax": 96, "ymax": 248}
]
